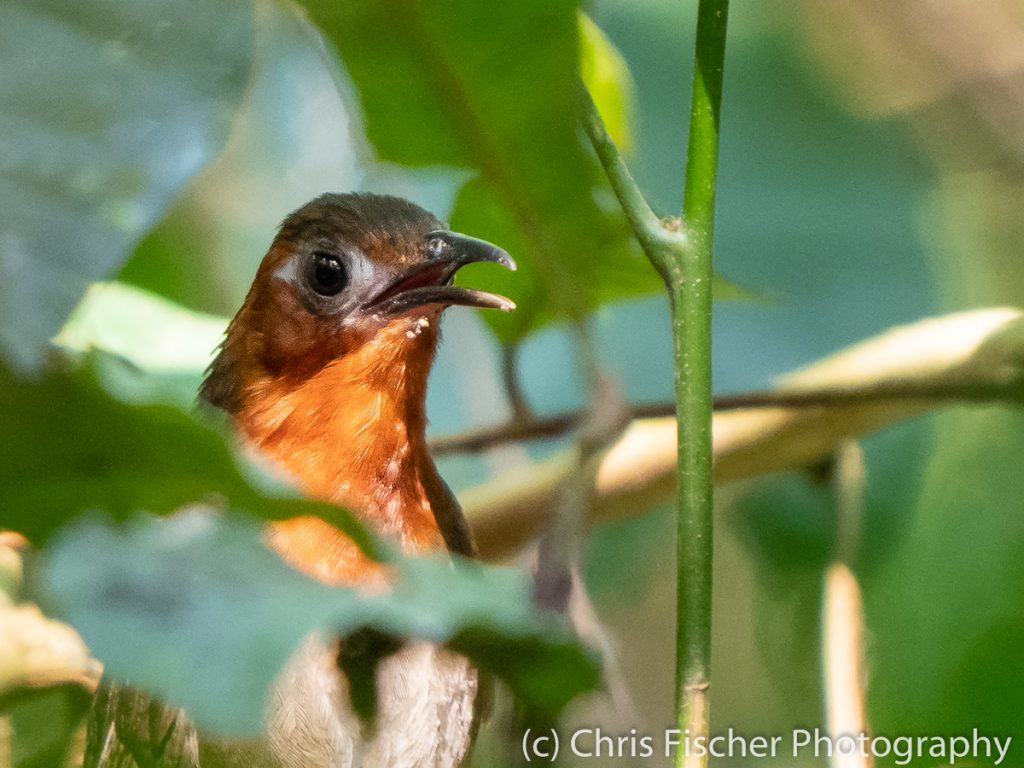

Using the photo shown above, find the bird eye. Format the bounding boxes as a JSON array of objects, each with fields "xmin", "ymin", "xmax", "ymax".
[{"xmin": 310, "ymin": 252, "xmax": 349, "ymax": 296}]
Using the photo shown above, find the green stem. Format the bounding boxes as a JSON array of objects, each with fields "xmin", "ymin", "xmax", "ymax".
[
  {"xmin": 579, "ymin": 88, "xmax": 682, "ymax": 284},
  {"xmin": 581, "ymin": 2, "xmax": 728, "ymax": 763},
  {"xmin": 675, "ymin": 2, "xmax": 728, "ymax": 764}
]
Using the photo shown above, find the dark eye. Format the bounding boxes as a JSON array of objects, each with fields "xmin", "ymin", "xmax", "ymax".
[{"xmin": 310, "ymin": 252, "xmax": 349, "ymax": 296}]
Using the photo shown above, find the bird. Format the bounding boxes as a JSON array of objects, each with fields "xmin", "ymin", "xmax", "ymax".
[{"xmin": 84, "ymin": 192, "xmax": 516, "ymax": 768}]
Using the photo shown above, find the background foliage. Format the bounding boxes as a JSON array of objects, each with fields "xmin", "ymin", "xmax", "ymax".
[{"xmin": 2, "ymin": 0, "xmax": 1024, "ymax": 766}]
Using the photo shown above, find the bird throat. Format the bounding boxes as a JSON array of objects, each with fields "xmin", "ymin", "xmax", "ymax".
[{"xmin": 232, "ymin": 319, "xmax": 447, "ymax": 585}]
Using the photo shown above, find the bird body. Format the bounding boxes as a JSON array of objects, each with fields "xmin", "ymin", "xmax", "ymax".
[
  {"xmin": 267, "ymin": 636, "xmax": 476, "ymax": 768},
  {"xmin": 86, "ymin": 193, "xmax": 515, "ymax": 768},
  {"xmin": 238, "ymin": 294, "xmax": 479, "ymax": 768}
]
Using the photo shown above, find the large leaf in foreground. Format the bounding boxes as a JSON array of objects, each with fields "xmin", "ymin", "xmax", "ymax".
[
  {"xmin": 0, "ymin": 360, "xmax": 372, "ymax": 553},
  {"xmin": 43, "ymin": 513, "xmax": 599, "ymax": 734},
  {"xmin": 0, "ymin": 0, "xmax": 254, "ymax": 371},
  {"xmin": 297, "ymin": 0, "xmax": 664, "ymax": 341}
]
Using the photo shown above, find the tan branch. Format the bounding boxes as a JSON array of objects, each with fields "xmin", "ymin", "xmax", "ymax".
[{"xmin": 465, "ymin": 308, "xmax": 1024, "ymax": 560}]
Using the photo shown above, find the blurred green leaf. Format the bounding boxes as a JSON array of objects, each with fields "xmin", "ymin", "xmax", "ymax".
[
  {"xmin": 579, "ymin": 12, "xmax": 634, "ymax": 152},
  {"xmin": 0, "ymin": 359, "xmax": 374, "ymax": 554},
  {"xmin": 44, "ymin": 511, "xmax": 332, "ymax": 735},
  {"xmin": 0, "ymin": 540, "xmax": 23, "ymax": 602},
  {"xmin": 0, "ymin": 604, "xmax": 93, "ymax": 768},
  {"xmin": 119, "ymin": 0, "xmax": 373, "ymax": 318},
  {"xmin": 56, "ymin": 282, "xmax": 227, "ymax": 374},
  {"xmin": 54, "ymin": 281, "xmax": 227, "ymax": 408},
  {"xmin": 1, "ymin": 684, "xmax": 91, "ymax": 768},
  {"xmin": 866, "ymin": 407, "xmax": 1024, "ymax": 746},
  {"xmin": 296, "ymin": 0, "xmax": 669, "ymax": 342},
  {"xmin": 43, "ymin": 513, "xmax": 600, "ymax": 734},
  {"xmin": 0, "ymin": 0, "xmax": 254, "ymax": 371},
  {"xmin": 728, "ymin": 475, "xmax": 834, "ymax": 574}
]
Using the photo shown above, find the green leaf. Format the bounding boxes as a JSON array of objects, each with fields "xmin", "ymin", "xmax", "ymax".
[
  {"xmin": 0, "ymin": 538, "xmax": 23, "ymax": 602},
  {"xmin": 296, "ymin": 0, "xmax": 667, "ymax": 342},
  {"xmin": 0, "ymin": 684, "xmax": 91, "ymax": 768},
  {"xmin": 118, "ymin": 0, "xmax": 373, "ymax": 318},
  {"xmin": 54, "ymin": 281, "xmax": 227, "ymax": 408},
  {"xmin": 579, "ymin": 12, "xmax": 634, "ymax": 152},
  {"xmin": 56, "ymin": 282, "xmax": 227, "ymax": 374},
  {"xmin": 0, "ymin": 610, "xmax": 92, "ymax": 768},
  {"xmin": 0, "ymin": 359, "xmax": 374, "ymax": 554},
  {"xmin": 42, "ymin": 513, "xmax": 600, "ymax": 734},
  {"xmin": 865, "ymin": 407, "xmax": 1024, "ymax": 742},
  {"xmin": 0, "ymin": 0, "xmax": 254, "ymax": 372}
]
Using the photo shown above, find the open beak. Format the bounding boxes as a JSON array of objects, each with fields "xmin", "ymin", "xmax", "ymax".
[{"xmin": 366, "ymin": 230, "xmax": 517, "ymax": 315}]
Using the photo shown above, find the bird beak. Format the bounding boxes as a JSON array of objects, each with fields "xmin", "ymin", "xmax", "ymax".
[{"xmin": 366, "ymin": 230, "xmax": 517, "ymax": 315}]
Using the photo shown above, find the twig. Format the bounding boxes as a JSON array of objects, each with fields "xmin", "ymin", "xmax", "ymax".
[
  {"xmin": 500, "ymin": 343, "xmax": 533, "ymax": 422},
  {"xmin": 463, "ymin": 307, "xmax": 1024, "ymax": 559},
  {"xmin": 580, "ymin": 88, "xmax": 684, "ymax": 284},
  {"xmin": 430, "ymin": 380, "xmax": 1019, "ymax": 456},
  {"xmin": 822, "ymin": 443, "xmax": 871, "ymax": 768}
]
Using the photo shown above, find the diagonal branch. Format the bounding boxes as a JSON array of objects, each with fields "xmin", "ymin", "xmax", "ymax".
[
  {"xmin": 430, "ymin": 379, "xmax": 1022, "ymax": 457},
  {"xmin": 464, "ymin": 307, "xmax": 1024, "ymax": 561},
  {"xmin": 579, "ymin": 86, "xmax": 683, "ymax": 283}
]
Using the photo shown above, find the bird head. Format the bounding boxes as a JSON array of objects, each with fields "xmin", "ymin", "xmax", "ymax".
[{"xmin": 202, "ymin": 193, "xmax": 516, "ymax": 413}]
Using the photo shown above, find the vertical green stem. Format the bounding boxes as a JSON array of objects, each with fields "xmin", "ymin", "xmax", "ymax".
[
  {"xmin": 675, "ymin": 1, "xmax": 728, "ymax": 765},
  {"xmin": 580, "ymin": 2, "xmax": 729, "ymax": 763}
]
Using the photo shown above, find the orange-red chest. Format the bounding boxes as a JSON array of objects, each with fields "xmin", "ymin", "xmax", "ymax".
[{"xmin": 233, "ymin": 325, "xmax": 446, "ymax": 585}]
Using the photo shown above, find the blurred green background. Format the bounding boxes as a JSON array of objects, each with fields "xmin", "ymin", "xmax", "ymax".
[
  {"xmin": 3, "ymin": 0, "xmax": 1024, "ymax": 765},
  {"xmin": 579, "ymin": 2, "xmax": 1024, "ymax": 767}
]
